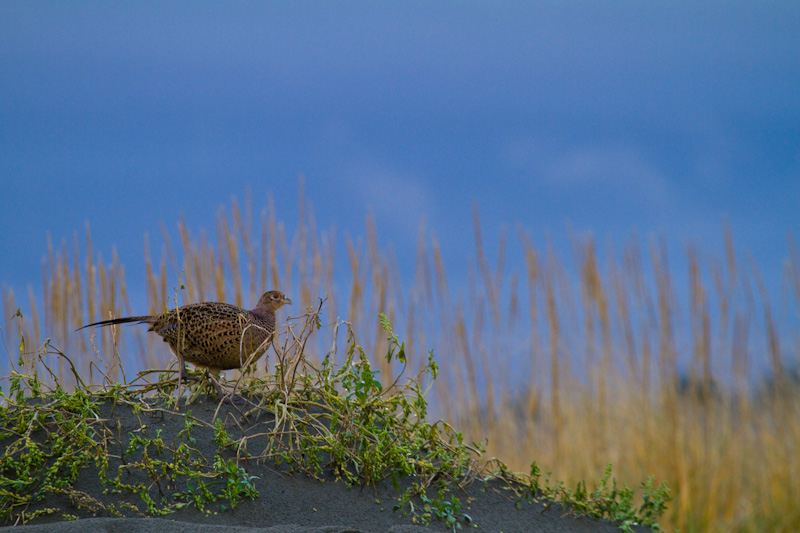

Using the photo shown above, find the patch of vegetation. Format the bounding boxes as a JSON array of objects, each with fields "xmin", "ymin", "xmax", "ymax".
[
  {"xmin": 0, "ymin": 307, "xmax": 670, "ymax": 530},
  {"xmin": 507, "ymin": 462, "xmax": 671, "ymax": 533},
  {"xmin": 0, "ymin": 370, "xmax": 260, "ymax": 523}
]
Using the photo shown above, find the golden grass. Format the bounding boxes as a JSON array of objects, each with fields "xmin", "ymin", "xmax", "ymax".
[{"xmin": 2, "ymin": 189, "xmax": 799, "ymax": 531}]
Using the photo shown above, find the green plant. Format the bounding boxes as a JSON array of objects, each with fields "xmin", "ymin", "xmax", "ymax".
[
  {"xmin": 512, "ymin": 462, "xmax": 670, "ymax": 531},
  {"xmin": 0, "ymin": 342, "xmax": 261, "ymax": 523}
]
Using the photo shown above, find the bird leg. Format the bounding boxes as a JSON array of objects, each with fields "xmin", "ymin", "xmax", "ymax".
[
  {"xmin": 178, "ymin": 358, "xmax": 200, "ymax": 383},
  {"xmin": 174, "ymin": 354, "xmax": 225, "ymax": 398},
  {"xmin": 206, "ymin": 368, "xmax": 226, "ymax": 398}
]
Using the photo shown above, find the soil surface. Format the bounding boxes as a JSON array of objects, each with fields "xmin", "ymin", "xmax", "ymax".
[{"xmin": 1, "ymin": 395, "xmax": 651, "ymax": 533}]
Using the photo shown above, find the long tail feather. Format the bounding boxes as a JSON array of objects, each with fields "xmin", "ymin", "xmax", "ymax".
[{"xmin": 77, "ymin": 316, "xmax": 153, "ymax": 331}]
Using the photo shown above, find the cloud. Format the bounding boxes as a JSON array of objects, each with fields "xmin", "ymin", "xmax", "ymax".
[
  {"xmin": 549, "ymin": 144, "xmax": 669, "ymax": 199},
  {"xmin": 505, "ymin": 138, "xmax": 672, "ymax": 203},
  {"xmin": 340, "ymin": 159, "xmax": 434, "ymax": 240}
]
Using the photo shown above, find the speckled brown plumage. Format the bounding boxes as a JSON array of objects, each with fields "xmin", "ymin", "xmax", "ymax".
[{"xmin": 79, "ymin": 290, "xmax": 291, "ymax": 381}]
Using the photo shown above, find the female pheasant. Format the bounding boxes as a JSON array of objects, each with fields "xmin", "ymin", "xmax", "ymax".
[{"xmin": 79, "ymin": 290, "xmax": 291, "ymax": 382}]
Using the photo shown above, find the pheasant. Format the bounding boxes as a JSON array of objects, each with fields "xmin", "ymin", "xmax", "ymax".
[{"xmin": 79, "ymin": 290, "xmax": 291, "ymax": 384}]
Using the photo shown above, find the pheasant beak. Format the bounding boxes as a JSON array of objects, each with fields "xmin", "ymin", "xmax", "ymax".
[{"xmin": 281, "ymin": 297, "xmax": 293, "ymax": 307}]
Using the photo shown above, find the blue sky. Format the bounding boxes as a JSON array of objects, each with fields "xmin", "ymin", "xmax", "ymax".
[{"xmin": 2, "ymin": 2, "xmax": 798, "ymax": 330}]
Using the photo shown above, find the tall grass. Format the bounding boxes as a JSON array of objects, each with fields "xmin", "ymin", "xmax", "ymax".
[{"xmin": 2, "ymin": 189, "xmax": 799, "ymax": 532}]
